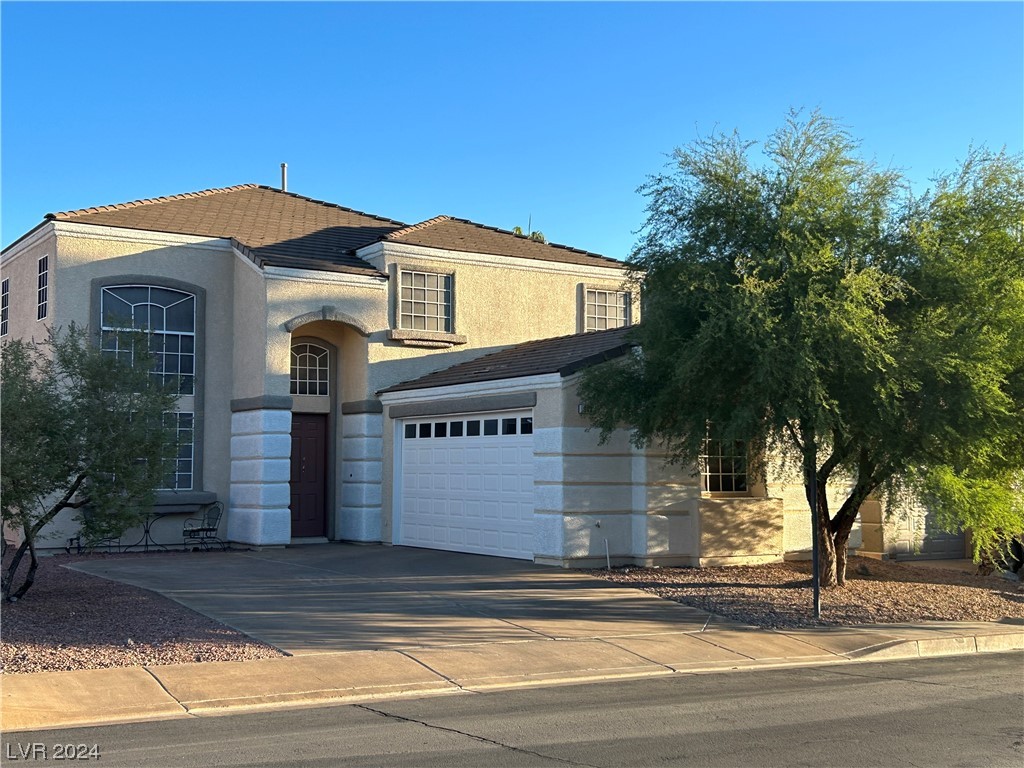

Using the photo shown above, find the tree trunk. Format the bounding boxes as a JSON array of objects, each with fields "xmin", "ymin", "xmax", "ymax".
[
  {"xmin": 832, "ymin": 514, "xmax": 859, "ymax": 587},
  {"xmin": 816, "ymin": 477, "xmax": 838, "ymax": 588},
  {"xmin": 819, "ymin": 516, "xmax": 839, "ymax": 588},
  {"xmin": 10, "ymin": 531, "xmax": 39, "ymax": 601}
]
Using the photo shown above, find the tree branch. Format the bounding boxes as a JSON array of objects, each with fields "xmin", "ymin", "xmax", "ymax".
[{"xmin": 28, "ymin": 472, "xmax": 87, "ymax": 541}]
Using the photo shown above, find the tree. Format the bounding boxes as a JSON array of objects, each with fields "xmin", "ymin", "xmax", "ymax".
[
  {"xmin": 1, "ymin": 325, "xmax": 179, "ymax": 601},
  {"xmin": 512, "ymin": 225, "xmax": 547, "ymax": 243},
  {"xmin": 578, "ymin": 110, "xmax": 1024, "ymax": 588}
]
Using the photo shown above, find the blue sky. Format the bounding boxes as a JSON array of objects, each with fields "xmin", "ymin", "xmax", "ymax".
[{"xmin": 2, "ymin": 2, "xmax": 1021, "ymax": 256}]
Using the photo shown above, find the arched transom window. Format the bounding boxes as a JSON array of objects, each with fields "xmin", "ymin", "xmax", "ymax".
[
  {"xmin": 291, "ymin": 342, "xmax": 330, "ymax": 396},
  {"xmin": 100, "ymin": 285, "xmax": 196, "ymax": 395}
]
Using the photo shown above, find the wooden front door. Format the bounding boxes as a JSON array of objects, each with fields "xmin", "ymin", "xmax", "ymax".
[{"xmin": 289, "ymin": 413, "xmax": 327, "ymax": 538}]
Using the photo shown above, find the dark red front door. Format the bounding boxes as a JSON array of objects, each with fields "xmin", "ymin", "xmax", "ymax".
[{"xmin": 290, "ymin": 413, "xmax": 327, "ymax": 538}]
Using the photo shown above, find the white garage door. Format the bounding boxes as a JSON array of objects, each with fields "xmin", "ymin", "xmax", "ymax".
[{"xmin": 397, "ymin": 410, "xmax": 535, "ymax": 560}]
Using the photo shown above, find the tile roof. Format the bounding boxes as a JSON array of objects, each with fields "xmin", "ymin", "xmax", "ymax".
[
  {"xmin": 46, "ymin": 185, "xmax": 405, "ymax": 276},
  {"xmin": 384, "ymin": 215, "xmax": 623, "ymax": 269},
  {"xmin": 37, "ymin": 184, "xmax": 627, "ymax": 275},
  {"xmin": 379, "ymin": 326, "xmax": 637, "ymax": 394}
]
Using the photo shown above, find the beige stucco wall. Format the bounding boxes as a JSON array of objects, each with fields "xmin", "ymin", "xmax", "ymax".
[
  {"xmin": 232, "ymin": 257, "xmax": 269, "ymax": 401},
  {"xmin": 364, "ymin": 245, "xmax": 634, "ymax": 396},
  {"xmin": 263, "ymin": 274, "xmax": 386, "ymax": 399},
  {"xmin": 699, "ymin": 497, "xmax": 784, "ymax": 565},
  {"xmin": 0, "ymin": 228, "xmax": 56, "ymax": 344}
]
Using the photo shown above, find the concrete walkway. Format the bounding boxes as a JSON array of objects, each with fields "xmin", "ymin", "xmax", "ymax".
[{"xmin": 3, "ymin": 545, "xmax": 1022, "ymax": 732}]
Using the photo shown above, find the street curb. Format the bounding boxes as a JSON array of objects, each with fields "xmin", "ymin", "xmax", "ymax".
[{"xmin": 3, "ymin": 630, "xmax": 1021, "ymax": 733}]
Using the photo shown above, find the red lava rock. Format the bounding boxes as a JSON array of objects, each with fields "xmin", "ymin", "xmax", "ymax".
[{"xmin": 1, "ymin": 552, "xmax": 283, "ymax": 675}]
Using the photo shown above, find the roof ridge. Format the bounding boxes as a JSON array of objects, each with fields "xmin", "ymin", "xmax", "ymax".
[
  {"xmin": 250, "ymin": 185, "xmax": 407, "ymax": 228},
  {"xmin": 431, "ymin": 215, "xmax": 621, "ymax": 264},
  {"xmin": 383, "ymin": 215, "xmax": 453, "ymax": 240},
  {"xmin": 46, "ymin": 184, "xmax": 260, "ymax": 219}
]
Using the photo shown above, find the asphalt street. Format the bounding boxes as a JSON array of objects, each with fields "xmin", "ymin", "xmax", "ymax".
[{"xmin": 4, "ymin": 654, "xmax": 1022, "ymax": 767}]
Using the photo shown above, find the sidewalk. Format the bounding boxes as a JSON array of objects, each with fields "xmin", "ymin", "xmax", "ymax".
[{"xmin": 4, "ymin": 617, "xmax": 1022, "ymax": 732}]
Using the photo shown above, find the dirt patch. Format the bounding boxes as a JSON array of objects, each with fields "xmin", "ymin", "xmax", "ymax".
[
  {"xmin": 1, "ymin": 551, "xmax": 285, "ymax": 675},
  {"xmin": 592, "ymin": 556, "xmax": 1024, "ymax": 629}
]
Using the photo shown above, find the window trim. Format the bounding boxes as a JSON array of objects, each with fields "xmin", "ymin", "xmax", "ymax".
[
  {"xmin": 99, "ymin": 284, "xmax": 197, "ymax": 396},
  {"xmin": 578, "ymin": 283, "xmax": 632, "ymax": 333},
  {"xmin": 699, "ymin": 436, "xmax": 750, "ymax": 497},
  {"xmin": 398, "ymin": 268, "xmax": 453, "ymax": 333},
  {"xmin": 90, "ymin": 275, "xmax": 207, "ymax": 500},
  {"xmin": 290, "ymin": 341, "xmax": 331, "ymax": 397},
  {"xmin": 36, "ymin": 255, "xmax": 49, "ymax": 321},
  {"xmin": 387, "ymin": 263, "xmax": 466, "ymax": 347}
]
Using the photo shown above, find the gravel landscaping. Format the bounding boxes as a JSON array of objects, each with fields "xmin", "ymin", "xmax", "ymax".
[
  {"xmin": 1, "ymin": 552, "xmax": 284, "ymax": 675},
  {"xmin": 593, "ymin": 556, "xmax": 1024, "ymax": 629}
]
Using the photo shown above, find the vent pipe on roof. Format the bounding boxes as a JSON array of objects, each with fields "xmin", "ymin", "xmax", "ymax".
[{"xmin": 280, "ymin": 163, "xmax": 288, "ymax": 192}]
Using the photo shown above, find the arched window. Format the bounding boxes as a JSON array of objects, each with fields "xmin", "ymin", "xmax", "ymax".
[
  {"xmin": 99, "ymin": 284, "xmax": 197, "ymax": 491},
  {"xmin": 100, "ymin": 285, "xmax": 196, "ymax": 396},
  {"xmin": 291, "ymin": 342, "xmax": 330, "ymax": 396}
]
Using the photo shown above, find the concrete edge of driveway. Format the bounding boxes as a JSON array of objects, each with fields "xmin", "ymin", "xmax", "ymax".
[{"xmin": 3, "ymin": 624, "xmax": 1022, "ymax": 733}]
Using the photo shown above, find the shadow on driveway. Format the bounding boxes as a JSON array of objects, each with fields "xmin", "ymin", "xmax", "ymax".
[{"xmin": 69, "ymin": 544, "xmax": 725, "ymax": 654}]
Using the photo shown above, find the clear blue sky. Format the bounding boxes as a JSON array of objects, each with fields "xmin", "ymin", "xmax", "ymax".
[{"xmin": 2, "ymin": 2, "xmax": 1021, "ymax": 256}]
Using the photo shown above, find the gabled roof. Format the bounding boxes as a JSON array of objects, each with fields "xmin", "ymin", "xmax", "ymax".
[
  {"xmin": 383, "ymin": 215, "xmax": 623, "ymax": 270},
  {"xmin": 379, "ymin": 326, "xmax": 637, "ymax": 394},
  {"xmin": 46, "ymin": 185, "xmax": 404, "ymax": 276}
]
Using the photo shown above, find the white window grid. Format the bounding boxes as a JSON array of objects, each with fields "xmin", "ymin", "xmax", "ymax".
[
  {"xmin": 403, "ymin": 415, "xmax": 534, "ymax": 439},
  {"xmin": 1, "ymin": 278, "xmax": 8, "ymax": 336},
  {"xmin": 160, "ymin": 411, "xmax": 194, "ymax": 491},
  {"xmin": 585, "ymin": 289, "xmax": 630, "ymax": 331},
  {"xmin": 290, "ymin": 343, "xmax": 330, "ymax": 396},
  {"xmin": 400, "ymin": 271, "xmax": 452, "ymax": 332},
  {"xmin": 36, "ymin": 256, "xmax": 48, "ymax": 320},
  {"xmin": 100, "ymin": 286, "xmax": 196, "ymax": 396},
  {"xmin": 700, "ymin": 438, "xmax": 748, "ymax": 493}
]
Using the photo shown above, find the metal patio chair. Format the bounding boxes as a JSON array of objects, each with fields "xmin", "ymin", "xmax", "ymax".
[{"xmin": 183, "ymin": 501, "xmax": 227, "ymax": 551}]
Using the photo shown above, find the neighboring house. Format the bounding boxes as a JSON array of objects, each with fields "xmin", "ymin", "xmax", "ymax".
[{"xmin": 0, "ymin": 184, "xmax": 964, "ymax": 564}]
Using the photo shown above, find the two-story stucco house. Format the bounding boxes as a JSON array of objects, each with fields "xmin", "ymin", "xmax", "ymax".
[{"xmin": 1, "ymin": 184, "xmax": 965, "ymax": 565}]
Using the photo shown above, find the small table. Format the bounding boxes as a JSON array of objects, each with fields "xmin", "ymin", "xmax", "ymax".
[{"xmin": 123, "ymin": 511, "xmax": 180, "ymax": 553}]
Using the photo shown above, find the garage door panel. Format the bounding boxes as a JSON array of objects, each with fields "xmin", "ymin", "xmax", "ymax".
[{"xmin": 399, "ymin": 410, "xmax": 534, "ymax": 560}]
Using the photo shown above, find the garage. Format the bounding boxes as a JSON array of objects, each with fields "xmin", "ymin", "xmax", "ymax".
[{"xmin": 396, "ymin": 410, "xmax": 535, "ymax": 560}]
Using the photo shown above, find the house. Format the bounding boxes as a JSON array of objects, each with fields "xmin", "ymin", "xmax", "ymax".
[{"xmin": 0, "ymin": 184, "xmax": 965, "ymax": 564}]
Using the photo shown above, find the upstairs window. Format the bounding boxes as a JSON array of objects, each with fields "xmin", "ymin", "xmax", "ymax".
[
  {"xmin": 100, "ymin": 285, "xmax": 196, "ymax": 395},
  {"xmin": 290, "ymin": 342, "xmax": 330, "ymax": 396},
  {"xmin": 399, "ymin": 270, "xmax": 452, "ymax": 332},
  {"xmin": 1, "ymin": 278, "xmax": 8, "ymax": 336},
  {"xmin": 585, "ymin": 289, "xmax": 630, "ymax": 331},
  {"xmin": 36, "ymin": 256, "xmax": 49, "ymax": 320},
  {"xmin": 700, "ymin": 437, "xmax": 748, "ymax": 493}
]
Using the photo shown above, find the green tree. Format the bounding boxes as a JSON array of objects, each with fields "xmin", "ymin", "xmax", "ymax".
[
  {"xmin": 1, "ymin": 325, "xmax": 179, "ymax": 601},
  {"xmin": 578, "ymin": 110, "xmax": 1024, "ymax": 588},
  {"xmin": 512, "ymin": 225, "xmax": 547, "ymax": 243}
]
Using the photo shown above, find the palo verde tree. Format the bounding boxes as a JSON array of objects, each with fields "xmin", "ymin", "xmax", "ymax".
[
  {"xmin": 578, "ymin": 110, "xmax": 1024, "ymax": 588},
  {"xmin": 1, "ymin": 324, "xmax": 179, "ymax": 601}
]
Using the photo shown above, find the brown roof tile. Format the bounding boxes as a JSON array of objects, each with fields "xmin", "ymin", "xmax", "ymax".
[
  {"xmin": 385, "ymin": 216, "xmax": 624, "ymax": 269},
  {"xmin": 38, "ymin": 185, "xmax": 627, "ymax": 275},
  {"xmin": 379, "ymin": 326, "xmax": 636, "ymax": 394},
  {"xmin": 47, "ymin": 185, "xmax": 406, "ymax": 275}
]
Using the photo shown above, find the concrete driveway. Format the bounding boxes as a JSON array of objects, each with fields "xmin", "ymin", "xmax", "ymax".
[{"xmin": 69, "ymin": 544, "xmax": 727, "ymax": 655}]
